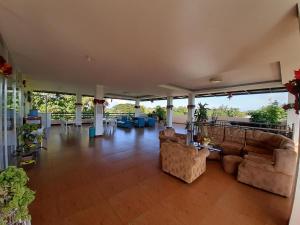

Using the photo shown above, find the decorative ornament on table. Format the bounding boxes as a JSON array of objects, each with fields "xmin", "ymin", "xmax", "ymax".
[
  {"xmin": 0, "ymin": 56, "xmax": 13, "ymax": 77},
  {"xmin": 284, "ymin": 69, "xmax": 300, "ymax": 114}
]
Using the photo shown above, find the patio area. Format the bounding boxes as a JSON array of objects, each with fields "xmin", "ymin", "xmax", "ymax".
[{"xmin": 27, "ymin": 125, "xmax": 293, "ymax": 225}]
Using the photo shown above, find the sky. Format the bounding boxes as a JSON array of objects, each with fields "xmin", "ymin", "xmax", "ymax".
[{"xmin": 107, "ymin": 92, "xmax": 288, "ymax": 112}]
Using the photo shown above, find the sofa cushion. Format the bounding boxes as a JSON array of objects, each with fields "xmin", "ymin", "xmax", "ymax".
[
  {"xmin": 245, "ymin": 130, "xmax": 283, "ymax": 151},
  {"xmin": 224, "ymin": 127, "xmax": 245, "ymax": 145},
  {"xmin": 280, "ymin": 136, "xmax": 295, "ymax": 150},
  {"xmin": 244, "ymin": 152, "xmax": 274, "ymax": 165},
  {"xmin": 220, "ymin": 141, "xmax": 243, "ymax": 155},
  {"xmin": 206, "ymin": 126, "xmax": 224, "ymax": 145},
  {"xmin": 243, "ymin": 145, "xmax": 273, "ymax": 156}
]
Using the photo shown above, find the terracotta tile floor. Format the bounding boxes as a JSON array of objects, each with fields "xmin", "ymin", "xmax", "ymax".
[{"xmin": 26, "ymin": 125, "xmax": 293, "ymax": 225}]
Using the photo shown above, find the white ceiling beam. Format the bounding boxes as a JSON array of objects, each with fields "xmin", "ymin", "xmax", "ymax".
[
  {"xmin": 194, "ymin": 81, "xmax": 283, "ymax": 96},
  {"xmin": 158, "ymin": 84, "xmax": 192, "ymax": 94}
]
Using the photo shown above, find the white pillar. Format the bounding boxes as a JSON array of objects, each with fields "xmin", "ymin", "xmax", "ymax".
[
  {"xmin": 75, "ymin": 93, "xmax": 82, "ymax": 126},
  {"xmin": 187, "ymin": 93, "xmax": 195, "ymax": 123},
  {"xmin": 166, "ymin": 96, "xmax": 173, "ymax": 128},
  {"xmin": 135, "ymin": 99, "xmax": 141, "ymax": 117},
  {"xmin": 94, "ymin": 85, "xmax": 104, "ymax": 136},
  {"xmin": 287, "ymin": 93, "xmax": 300, "ymax": 145}
]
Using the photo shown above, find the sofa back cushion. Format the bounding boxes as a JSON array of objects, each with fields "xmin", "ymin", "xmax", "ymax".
[
  {"xmin": 206, "ymin": 126, "xmax": 224, "ymax": 144},
  {"xmin": 246, "ymin": 130, "xmax": 284, "ymax": 152},
  {"xmin": 279, "ymin": 136, "xmax": 295, "ymax": 150},
  {"xmin": 224, "ymin": 127, "xmax": 245, "ymax": 145}
]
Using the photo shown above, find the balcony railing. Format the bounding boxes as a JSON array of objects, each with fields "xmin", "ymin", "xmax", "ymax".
[{"xmin": 50, "ymin": 112, "xmax": 134, "ymax": 121}]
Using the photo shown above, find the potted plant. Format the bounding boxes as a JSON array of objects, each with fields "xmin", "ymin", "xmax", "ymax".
[
  {"xmin": 154, "ymin": 106, "xmax": 166, "ymax": 124},
  {"xmin": 17, "ymin": 124, "xmax": 44, "ymax": 164},
  {"xmin": 194, "ymin": 103, "xmax": 209, "ymax": 122},
  {"xmin": 0, "ymin": 167, "xmax": 35, "ymax": 225},
  {"xmin": 194, "ymin": 103, "xmax": 209, "ymax": 137}
]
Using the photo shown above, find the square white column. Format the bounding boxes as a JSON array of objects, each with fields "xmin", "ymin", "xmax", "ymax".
[
  {"xmin": 166, "ymin": 96, "xmax": 173, "ymax": 128},
  {"xmin": 135, "ymin": 99, "xmax": 141, "ymax": 117},
  {"xmin": 187, "ymin": 93, "xmax": 195, "ymax": 123},
  {"xmin": 75, "ymin": 92, "xmax": 82, "ymax": 126},
  {"xmin": 287, "ymin": 93, "xmax": 300, "ymax": 145},
  {"xmin": 94, "ymin": 85, "xmax": 104, "ymax": 136}
]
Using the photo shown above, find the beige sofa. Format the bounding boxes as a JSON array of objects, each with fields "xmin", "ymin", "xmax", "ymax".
[
  {"xmin": 197, "ymin": 125, "xmax": 297, "ymax": 197},
  {"xmin": 198, "ymin": 125, "xmax": 245, "ymax": 155},
  {"xmin": 159, "ymin": 127, "xmax": 186, "ymax": 147},
  {"xmin": 160, "ymin": 141, "xmax": 209, "ymax": 183},
  {"xmin": 238, "ymin": 130, "xmax": 297, "ymax": 197}
]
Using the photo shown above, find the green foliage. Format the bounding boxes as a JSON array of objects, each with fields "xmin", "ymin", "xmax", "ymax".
[
  {"xmin": 107, "ymin": 103, "xmax": 135, "ymax": 114},
  {"xmin": 0, "ymin": 167, "xmax": 35, "ymax": 225},
  {"xmin": 32, "ymin": 92, "xmax": 76, "ymax": 114},
  {"xmin": 208, "ymin": 105, "xmax": 246, "ymax": 118},
  {"xmin": 173, "ymin": 106, "xmax": 188, "ymax": 116},
  {"xmin": 17, "ymin": 124, "xmax": 42, "ymax": 152},
  {"xmin": 194, "ymin": 103, "xmax": 209, "ymax": 122},
  {"xmin": 249, "ymin": 101, "xmax": 287, "ymax": 124},
  {"xmin": 82, "ymin": 96, "xmax": 94, "ymax": 114},
  {"xmin": 153, "ymin": 106, "xmax": 166, "ymax": 121}
]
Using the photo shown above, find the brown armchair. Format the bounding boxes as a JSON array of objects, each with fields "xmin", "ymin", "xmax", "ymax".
[
  {"xmin": 159, "ymin": 128, "xmax": 186, "ymax": 147},
  {"xmin": 160, "ymin": 141, "xmax": 209, "ymax": 183}
]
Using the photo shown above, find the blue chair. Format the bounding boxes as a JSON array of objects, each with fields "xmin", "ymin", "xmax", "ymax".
[
  {"xmin": 117, "ymin": 116, "xmax": 133, "ymax": 128},
  {"xmin": 133, "ymin": 117, "xmax": 145, "ymax": 128},
  {"xmin": 145, "ymin": 117, "xmax": 155, "ymax": 127}
]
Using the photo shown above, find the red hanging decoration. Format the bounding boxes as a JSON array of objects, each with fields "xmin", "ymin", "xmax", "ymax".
[
  {"xmin": 0, "ymin": 56, "xmax": 13, "ymax": 77},
  {"xmin": 93, "ymin": 99, "xmax": 106, "ymax": 105},
  {"xmin": 284, "ymin": 70, "xmax": 300, "ymax": 114},
  {"xmin": 282, "ymin": 103, "xmax": 294, "ymax": 111}
]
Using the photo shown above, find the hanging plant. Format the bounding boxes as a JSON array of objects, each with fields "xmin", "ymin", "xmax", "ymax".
[
  {"xmin": 0, "ymin": 56, "xmax": 12, "ymax": 77},
  {"xmin": 284, "ymin": 70, "xmax": 300, "ymax": 114}
]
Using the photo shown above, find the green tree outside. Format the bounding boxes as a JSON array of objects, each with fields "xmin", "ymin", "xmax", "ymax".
[{"xmin": 249, "ymin": 101, "xmax": 287, "ymax": 124}]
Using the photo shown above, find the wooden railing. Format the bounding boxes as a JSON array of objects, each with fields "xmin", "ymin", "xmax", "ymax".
[{"xmin": 50, "ymin": 112, "xmax": 135, "ymax": 121}]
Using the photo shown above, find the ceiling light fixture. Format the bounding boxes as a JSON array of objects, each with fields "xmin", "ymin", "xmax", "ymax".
[{"xmin": 209, "ymin": 77, "xmax": 222, "ymax": 83}]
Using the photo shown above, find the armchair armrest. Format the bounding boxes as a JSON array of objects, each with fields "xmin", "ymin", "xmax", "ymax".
[{"xmin": 274, "ymin": 149, "xmax": 297, "ymax": 175}]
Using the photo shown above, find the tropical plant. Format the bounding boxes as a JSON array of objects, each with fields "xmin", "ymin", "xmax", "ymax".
[
  {"xmin": 0, "ymin": 167, "xmax": 35, "ymax": 225},
  {"xmin": 153, "ymin": 106, "xmax": 166, "ymax": 121},
  {"xmin": 248, "ymin": 101, "xmax": 287, "ymax": 124},
  {"xmin": 17, "ymin": 124, "xmax": 42, "ymax": 152},
  {"xmin": 194, "ymin": 103, "xmax": 209, "ymax": 122}
]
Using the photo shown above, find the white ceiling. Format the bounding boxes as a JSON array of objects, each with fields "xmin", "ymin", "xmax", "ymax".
[{"xmin": 0, "ymin": 0, "xmax": 300, "ymax": 98}]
